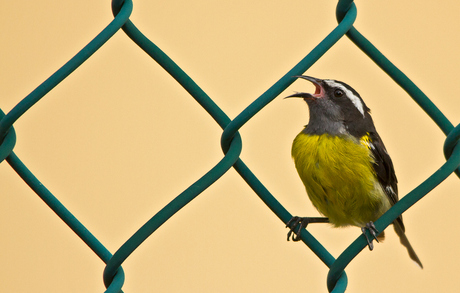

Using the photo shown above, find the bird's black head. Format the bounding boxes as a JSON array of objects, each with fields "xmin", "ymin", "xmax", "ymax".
[{"xmin": 286, "ymin": 76, "xmax": 375, "ymax": 136}]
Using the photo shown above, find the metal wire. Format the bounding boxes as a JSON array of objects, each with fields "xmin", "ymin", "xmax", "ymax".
[{"xmin": 1, "ymin": 1, "xmax": 458, "ymax": 292}]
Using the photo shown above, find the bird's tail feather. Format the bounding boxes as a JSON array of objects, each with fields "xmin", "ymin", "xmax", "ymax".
[{"xmin": 393, "ymin": 221, "xmax": 423, "ymax": 269}]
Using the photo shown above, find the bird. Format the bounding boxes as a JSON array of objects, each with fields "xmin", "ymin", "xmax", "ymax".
[{"xmin": 285, "ymin": 75, "xmax": 423, "ymax": 268}]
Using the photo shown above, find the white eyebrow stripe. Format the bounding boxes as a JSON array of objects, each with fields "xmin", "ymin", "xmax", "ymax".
[{"xmin": 324, "ymin": 80, "xmax": 365, "ymax": 118}]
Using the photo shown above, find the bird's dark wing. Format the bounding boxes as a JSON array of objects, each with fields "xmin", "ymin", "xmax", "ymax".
[{"xmin": 367, "ymin": 132, "xmax": 405, "ymax": 231}]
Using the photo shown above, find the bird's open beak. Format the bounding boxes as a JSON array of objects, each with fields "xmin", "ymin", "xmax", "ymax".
[{"xmin": 285, "ymin": 76, "xmax": 325, "ymax": 99}]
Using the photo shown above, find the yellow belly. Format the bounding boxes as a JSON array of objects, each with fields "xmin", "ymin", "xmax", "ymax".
[{"xmin": 292, "ymin": 133, "xmax": 391, "ymax": 227}]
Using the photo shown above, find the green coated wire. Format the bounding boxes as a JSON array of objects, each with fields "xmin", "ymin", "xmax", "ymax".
[
  {"xmin": 221, "ymin": 4, "xmax": 358, "ymax": 292},
  {"xmin": 104, "ymin": 0, "xmax": 243, "ymax": 287},
  {"xmin": 6, "ymin": 151, "xmax": 125, "ymax": 292},
  {"xmin": 221, "ymin": 1, "xmax": 357, "ymax": 151},
  {"xmin": 0, "ymin": 1, "xmax": 134, "ymax": 292},
  {"xmin": 328, "ymin": 143, "xmax": 460, "ymax": 291},
  {"xmin": 103, "ymin": 137, "xmax": 242, "ymax": 287},
  {"xmin": 336, "ymin": 11, "xmax": 454, "ymax": 137},
  {"xmin": 325, "ymin": 1, "xmax": 460, "ymax": 291},
  {"xmin": 0, "ymin": 1, "xmax": 133, "ymax": 142},
  {"xmin": 104, "ymin": 0, "xmax": 358, "ymax": 288},
  {"xmin": 111, "ymin": 0, "xmax": 231, "ymax": 130},
  {"xmin": 108, "ymin": 2, "xmax": 357, "ymax": 292},
  {"xmin": 444, "ymin": 124, "xmax": 460, "ymax": 163},
  {"xmin": 0, "ymin": 110, "xmax": 16, "ymax": 163}
]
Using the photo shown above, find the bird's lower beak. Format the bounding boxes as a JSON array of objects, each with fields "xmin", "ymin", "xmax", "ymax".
[{"xmin": 285, "ymin": 75, "xmax": 325, "ymax": 99}]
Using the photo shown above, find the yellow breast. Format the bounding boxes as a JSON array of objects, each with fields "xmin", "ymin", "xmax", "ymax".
[{"xmin": 292, "ymin": 132, "xmax": 390, "ymax": 227}]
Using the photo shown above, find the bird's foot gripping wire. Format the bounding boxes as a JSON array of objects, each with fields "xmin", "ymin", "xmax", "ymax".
[
  {"xmin": 361, "ymin": 221, "xmax": 379, "ymax": 250},
  {"xmin": 286, "ymin": 216, "xmax": 329, "ymax": 241}
]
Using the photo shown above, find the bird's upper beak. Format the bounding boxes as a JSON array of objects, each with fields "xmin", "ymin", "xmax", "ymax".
[{"xmin": 285, "ymin": 76, "xmax": 325, "ymax": 100}]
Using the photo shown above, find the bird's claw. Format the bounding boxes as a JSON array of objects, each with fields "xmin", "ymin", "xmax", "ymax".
[
  {"xmin": 361, "ymin": 221, "xmax": 379, "ymax": 250},
  {"xmin": 286, "ymin": 216, "xmax": 308, "ymax": 241},
  {"xmin": 286, "ymin": 216, "xmax": 329, "ymax": 241}
]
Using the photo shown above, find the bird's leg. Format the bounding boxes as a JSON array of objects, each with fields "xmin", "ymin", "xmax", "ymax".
[
  {"xmin": 286, "ymin": 216, "xmax": 329, "ymax": 241},
  {"xmin": 361, "ymin": 221, "xmax": 379, "ymax": 250}
]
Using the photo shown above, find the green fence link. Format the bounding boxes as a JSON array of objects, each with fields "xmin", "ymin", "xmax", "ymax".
[
  {"xmin": 1, "ymin": 0, "xmax": 459, "ymax": 292},
  {"xmin": 0, "ymin": 2, "xmax": 134, "ymax": 291}
]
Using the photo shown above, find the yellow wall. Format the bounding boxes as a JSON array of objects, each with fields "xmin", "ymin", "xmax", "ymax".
[{"xmin": 1, "ymin": 1, "xmax": 459, "ymax": 292}]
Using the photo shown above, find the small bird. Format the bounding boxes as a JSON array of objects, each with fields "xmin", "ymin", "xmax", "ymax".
[{"xmin": 286, "ymin": 75, "xmax": 422, "ymax": 268}]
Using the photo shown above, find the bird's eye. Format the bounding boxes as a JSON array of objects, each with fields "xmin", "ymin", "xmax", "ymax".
[{"xmin": 334, "ymin": 89, "xmax": 344, "ymax": 97}]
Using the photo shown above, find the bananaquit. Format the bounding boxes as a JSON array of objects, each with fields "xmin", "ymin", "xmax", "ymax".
[{"xmin": 286, "ymin": 76, "xmax": 422, "ymax": 268}]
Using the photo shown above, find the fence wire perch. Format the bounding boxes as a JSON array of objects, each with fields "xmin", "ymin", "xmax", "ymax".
[{"xmin": 1, "ymin": 0, "xmax": 459, "ymax": 292}]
